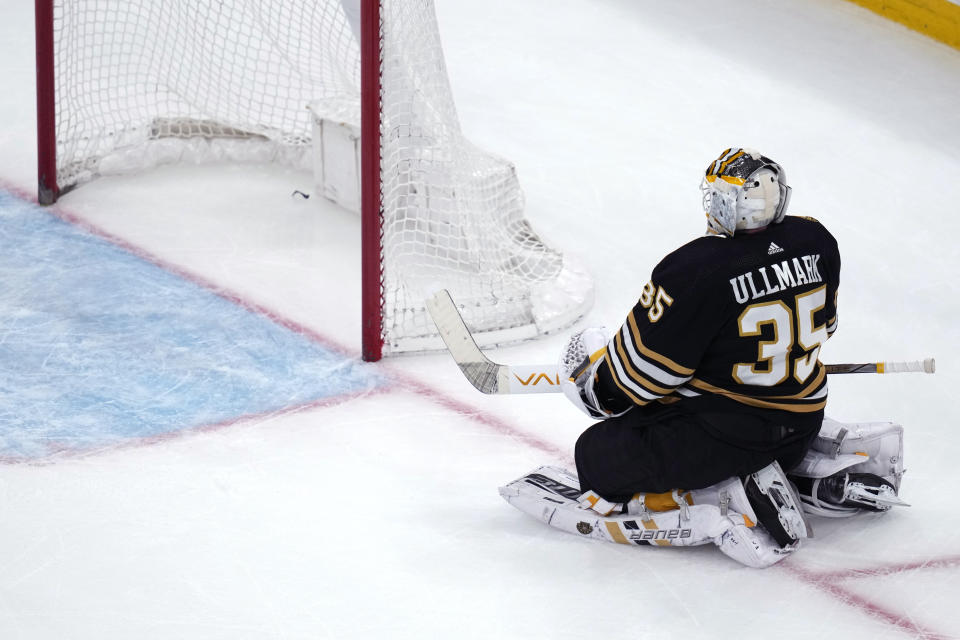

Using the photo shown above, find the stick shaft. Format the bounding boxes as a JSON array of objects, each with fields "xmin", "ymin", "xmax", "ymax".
[
  {"xmin": 826, "ymin": 359, "xmax": 935, "ymax": 374},
  {"xmin": 426, "ymin": 290, "xmax": 935, "ymax": 396},
  {"xmin": 825, "ymin": 363, "xmax": 878, "ymax": 374}
]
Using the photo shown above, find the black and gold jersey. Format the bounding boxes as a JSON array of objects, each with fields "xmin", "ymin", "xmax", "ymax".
[{"xmin": 595, "ymin": 216, "xmax": 840, "ymax": 415}]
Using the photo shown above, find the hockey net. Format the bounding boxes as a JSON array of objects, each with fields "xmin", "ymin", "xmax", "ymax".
[{"xmin": 37, "ymin": 0, "xmax": 593, "ymax": 358}]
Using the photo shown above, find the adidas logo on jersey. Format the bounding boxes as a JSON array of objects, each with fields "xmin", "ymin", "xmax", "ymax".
[{"xmin": 768, "ymin": 242, "xmax": 784, "ymax": 255}]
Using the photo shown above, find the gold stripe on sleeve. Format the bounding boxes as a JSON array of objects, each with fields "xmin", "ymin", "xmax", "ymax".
[
  {"xmin": 625, "ymin": 312, "xmax": 695, "ymax": 376},
  {"xmin": 613, "ymin": 332, "xmax": 675, "ymax": 396},
  {"xmin": 604, "ymin": 350, "xmax": 651, "ymax": 407}
]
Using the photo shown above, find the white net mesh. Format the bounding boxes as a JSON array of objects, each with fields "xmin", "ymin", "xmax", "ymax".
[{"xmin": 51, "ymin": 0, "xmax": 593, "ymax": 354}]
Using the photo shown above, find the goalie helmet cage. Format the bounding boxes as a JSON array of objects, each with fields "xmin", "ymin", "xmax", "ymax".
[{"xmin": 34, "ymin": 0, "xmax": 593, "ymax": 361}]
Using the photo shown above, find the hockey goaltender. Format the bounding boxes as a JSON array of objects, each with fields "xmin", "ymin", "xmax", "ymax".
[{"xmin": 501, "ymin": 148, "xmax": 907, "ymax": 568}]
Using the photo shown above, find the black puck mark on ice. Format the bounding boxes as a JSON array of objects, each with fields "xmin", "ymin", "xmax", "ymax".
[{"xmin": 291, "ymin": 190, "xmax": 310, "ymax": 199}]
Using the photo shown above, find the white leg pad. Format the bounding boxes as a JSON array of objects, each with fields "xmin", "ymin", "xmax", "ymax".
[
  {"xmin": 792, "ymin": 417, "xmax": 904, "ymax": 489},
  {"xmin": 789, "ymin": 417, "xmax": 906, "ymax": 517},
  {"xmin": 499, "ymin": 466, "xmax": 798, "ymax": 568},
  {"xmin": 715, "ymin": 521, "xmax": 796, "ymax": 568}
]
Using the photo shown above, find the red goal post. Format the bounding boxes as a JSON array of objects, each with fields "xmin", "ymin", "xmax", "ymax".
[
  {"xmin": 34, "ymin": 0, "xmax": 593, "ymax": 361},
  {"xmin": 360, "ymin": 0, "xmax": 383, "ymax": 360}
]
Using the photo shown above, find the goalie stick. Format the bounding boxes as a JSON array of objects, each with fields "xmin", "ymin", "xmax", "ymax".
[{"xmin": 425, "ymin": 289, "xmax": 936, "ymax": 395}]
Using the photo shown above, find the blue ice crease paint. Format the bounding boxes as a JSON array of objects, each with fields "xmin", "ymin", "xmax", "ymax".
[{"xmin": 0, "ymin": 189, "xmax": 381, "ymax": 459}]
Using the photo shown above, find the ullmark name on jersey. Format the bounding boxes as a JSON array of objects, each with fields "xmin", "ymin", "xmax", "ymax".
[{"xmin": 730, "ymin": 253, "xmax": 823, "ymax": 303}]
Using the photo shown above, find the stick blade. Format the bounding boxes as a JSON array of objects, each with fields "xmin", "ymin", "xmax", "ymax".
[{"xmin": 425, "ymin": 290, "xmax": 503, "ymax": 394}]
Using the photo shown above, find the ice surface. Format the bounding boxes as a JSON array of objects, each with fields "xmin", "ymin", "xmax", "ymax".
[{"xmin": 1, "ymin": 0, "xmax": 959, "ymax": 638}]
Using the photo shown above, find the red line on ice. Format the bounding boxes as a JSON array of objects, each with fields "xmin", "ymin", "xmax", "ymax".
[
  {"xmin": 802, "ymin": 555, "xmax": 960, "ymax": 581},
  {"xmin": 398, "ymin": 377, "xmax": 572, "ymax": 465},
  {"xmin": 783, "ymin": 561, "xmax": 955, "ymax": 640}
]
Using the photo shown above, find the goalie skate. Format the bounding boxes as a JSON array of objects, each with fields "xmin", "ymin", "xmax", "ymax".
[
  {"xmin": 792, "ymin": 472, "xmax": 909, "ymax": 516},
  {"xmin": 839, "ymin": 473, "xmax": 908, "ymax": 510}
]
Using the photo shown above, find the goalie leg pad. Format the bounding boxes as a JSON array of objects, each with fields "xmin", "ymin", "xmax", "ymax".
[
  {"xmin": 789, "ymin": 418, "xmax": 906, "ymax": 517},
  {"xmin": 499, "ymin": 466, "xmax": 797, "ymax": 568},
  {"xmin": 715, "ymin": 520, "xmax": 796, "ymax": 569},
  {"xmin": 793, "ymin": 417, "xmax": 904, "ymax": 487}
]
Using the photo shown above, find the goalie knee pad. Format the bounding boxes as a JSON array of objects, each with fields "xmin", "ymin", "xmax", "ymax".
[
  {"xmin": 742, "ymin": 461, "xmax": 812, "ymax": 547},
  {"xmin": 688, "ymin": 466, "xmax": 808, "ymax": 568},
  {"xmin": 788, "ymin": 418, "xmax": 907, "ymax": 517},
  {"xmin": 690, "ymin": 462, "xmax": 813, "ymax": 547},
  {"xmin": 691, "ymin": 462, "xmax": 811, "ymax": 547}
]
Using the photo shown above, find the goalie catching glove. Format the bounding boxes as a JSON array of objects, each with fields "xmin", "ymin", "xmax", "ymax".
[{"xmin": 558, "ymin": 327, "xmax": 624, "ymax": 419}]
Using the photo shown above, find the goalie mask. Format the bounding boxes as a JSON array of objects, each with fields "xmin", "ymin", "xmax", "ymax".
[{"xmin": 702, "ymin": 148, "xmax": 792, "ymax": 236}]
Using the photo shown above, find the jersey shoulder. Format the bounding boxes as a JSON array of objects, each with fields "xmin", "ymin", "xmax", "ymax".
[
  {"xmin": 652, "ymin": 235, "xmax": 731, "ymax": 287},
  {"xmin": 658, "ymin": 234, "xmax": 732, "ymax": 271},
  {"xmin": 778, "ymin": 215, "xmax": 839, "ymax": 246}
]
